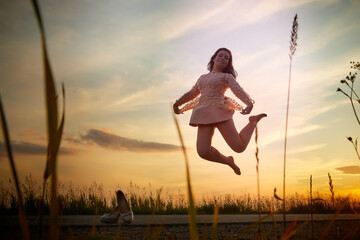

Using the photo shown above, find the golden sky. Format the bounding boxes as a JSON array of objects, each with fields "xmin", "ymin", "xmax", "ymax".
[{"xmin": 1, "ymin": 0, "xmax": 360, "ymax": 199}]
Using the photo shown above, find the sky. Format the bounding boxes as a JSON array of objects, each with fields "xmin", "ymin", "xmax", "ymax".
[{"xmin": 0, "ymin": 0, "xmax": 360, "ymax": 201}]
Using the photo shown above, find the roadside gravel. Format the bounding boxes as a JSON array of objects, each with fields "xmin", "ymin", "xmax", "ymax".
[{"xmin": 2, "ymin": 220, "xmax": 360, "ymax": 239}]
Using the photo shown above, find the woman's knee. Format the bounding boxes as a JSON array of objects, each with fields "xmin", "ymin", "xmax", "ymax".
[
  {"xmin": 232, "ymin": 145, "xmax": 245, "ymax": 153},
  {"xmin": 197, "ymin": 145, "xmax": 211, "ymax": 159}
]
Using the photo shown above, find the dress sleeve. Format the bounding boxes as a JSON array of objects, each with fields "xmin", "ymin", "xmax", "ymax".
[
  {"xmin": 175, "ymin": 81, "xmax": 200, "ymax": 106},
  {"xmin": 225, "ymin": 74, "xmax": 254, "ymax": 105}
]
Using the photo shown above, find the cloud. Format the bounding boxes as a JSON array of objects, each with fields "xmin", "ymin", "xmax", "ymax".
[
  {"xmin": 0, "ymin": 141, "xmax": 76, "ymax": 157},
  {"xmin": 158, "ymin": 0, "xmax": 312, "ymax": 41},
  {"xmin": 81, "ymin": 129, "xmax": 181, "ymax": 152},
  {"xmin": 335, "ymin": 165, "xmax": 360, "ymax": 174},
  {"xmin": 287, "ymin": 143, "xmax": 327, "ymax": 154}
]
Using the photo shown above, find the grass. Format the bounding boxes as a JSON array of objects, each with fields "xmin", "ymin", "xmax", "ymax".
[
  {"xmin": 172, "ymin": 112, "xmax": 198, "ymax": 239},
  {"xmin": 337, "ymin": 61, "xmax": 360, "ymax": 160},
  {"xmin": 1, "ymin": 176, "xmax": 360, "ymax": 216},
  {"xmin": 0, "ymin": 97, "xmax": 30, "ymax": 239},
  {"xmin": 281, "ymin": 13, "xmax": 299, "ymax": 231}
]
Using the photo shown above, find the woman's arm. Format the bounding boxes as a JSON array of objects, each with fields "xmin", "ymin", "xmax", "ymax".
[
  {"xmin": 174, "ymin": 82, "xmax": 200, "ymax": 106},
  {"xmin": 173, "ymin": 82, "xmax": 200, "ymax": 115},
  {"xmin": 226, "ymin": 74, "xmax": 254, "ymax": 105},
  {"xmin": 226, "ymin": 74, "xmax": 254, "ymax": 114}
]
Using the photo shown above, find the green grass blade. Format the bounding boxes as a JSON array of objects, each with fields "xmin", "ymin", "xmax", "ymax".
[
  {"xmin": 172, "ymin": 111, "xmax": 199, "ymax": 239},
  {"xmin": 31, "ymin": 0, "xmax": 58, "ymax": 180},
  {"xmin": 31, "ymin": 0, "xmax": 65, "ymax": 239},
  {"xmin": 0, "ymin": 96, "xmax": 30, "ymax": 240}
]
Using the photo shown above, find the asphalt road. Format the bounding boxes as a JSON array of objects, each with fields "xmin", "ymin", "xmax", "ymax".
[{"xmin": 1, "ymin": 214, "xmax": 359, "ymax": 227}]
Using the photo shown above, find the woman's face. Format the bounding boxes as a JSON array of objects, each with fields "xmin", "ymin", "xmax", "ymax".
[{"xmin": 213, "ymin": 50, "xmax": 230, "ymax": 71}]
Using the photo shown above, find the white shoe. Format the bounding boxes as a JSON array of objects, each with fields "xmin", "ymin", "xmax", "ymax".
[
  {"xmin": 116, "ymin": 190, "xmax": 134, "ymax": 224},
  {"xmin": 120, "ymin": 210, "xmax": 134, "ymax": 224},
  {"xmin": 100, "ymin": 213, "xmax": 119, "ymax": 223}
]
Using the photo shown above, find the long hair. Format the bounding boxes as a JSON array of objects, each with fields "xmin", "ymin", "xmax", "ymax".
[{"xmin": 207, "ymin": 48, "xmax": 237, "ymax": 78}]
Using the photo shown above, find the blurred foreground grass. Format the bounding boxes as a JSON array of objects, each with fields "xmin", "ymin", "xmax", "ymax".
[{"xmin": 1, "ymin": 175, "xmax": 360, "ymax": 216}]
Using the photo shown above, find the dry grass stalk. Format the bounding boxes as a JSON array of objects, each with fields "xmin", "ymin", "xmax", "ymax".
[
  {"xmin": 328, "ymin": 172, "xmax": 335, "ymax": 211},
  {"xmin": 255, "ymin": 125, "xmax": 263, "ymax": 238},
  {"xmin": 270, "ymin": 207, "xmax": 278, "ymax": 240},
  {"xmin": 289, "ymin": 14, "xmax": 298, "ymax": 60},
  {"xmin": 351, "ymin": 61, "xmax": 360, "ymax": 70},
  {"xmin": 0, "ymin": 97, "xmax": 30, "ymax": 240},
  {"xmin": 347, "ymin": 136, "xmax": 360, "ymax": 160},
  {"xmin": 274, "ymin": 187, "xmax": 284, "ymax": 201},
  {"xmin": 280, "ymin": 220, "xmax": 309, "ymax": 240},
  {"xmin": 211, "ymin": 204, "xmax": 219, "ymax": 240},
  {"xmin": 310, "ymin": 175, "xmax": 314, "ymax": 239},
  {"xmin": 282, "ymin": 13, "xmax": 299, "ymax": 231},
  {"xmin": 337, "ymin": 62, "xmax": 360, "ymax": 160},
  {"xmin": 337, "ymin": 67, "xmax": 359, "ymax": 124},
  {"xmin": 172, "ymin": 112, "xmax": 199, "ymax": 239}
]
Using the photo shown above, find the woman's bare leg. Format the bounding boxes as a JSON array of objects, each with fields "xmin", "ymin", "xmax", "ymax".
[
  {"xmin": 197, "ymin": 125, "xmax": 241, "ymax": 175},
  {"xmin": 217, "ymin": 114, "xmax": 267, "ymax": 153}
]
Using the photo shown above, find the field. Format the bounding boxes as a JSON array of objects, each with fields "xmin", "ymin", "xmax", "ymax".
[{"xmin": 1, "ymin": 175, "xmax": 360, "ymax": 216}]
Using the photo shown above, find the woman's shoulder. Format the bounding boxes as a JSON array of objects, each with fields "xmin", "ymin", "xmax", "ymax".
[
  {"xmin": 199, "ymin": 72, "xmax": 211, "ymax": 78},
  {"xmin": 222, "ymin": 73, "xmax": 236, "ymax": 83},
  {"xmin": 224, "ymin": 72, "xmax": 235, "ymax": 78}
]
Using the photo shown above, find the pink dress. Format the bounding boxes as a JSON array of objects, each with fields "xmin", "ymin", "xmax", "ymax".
[{"xmin": 176, "ymin": 72, "xmax": 254, "ymax": 127}]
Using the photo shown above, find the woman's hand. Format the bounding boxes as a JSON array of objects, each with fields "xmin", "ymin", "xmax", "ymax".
[
  {"xmin": 173, "ymin": 103, "xmax": 180, "ymax": 114},
  {"xmin": 241, "ymin": 102, "xmax": 253, "ymax": 115}
]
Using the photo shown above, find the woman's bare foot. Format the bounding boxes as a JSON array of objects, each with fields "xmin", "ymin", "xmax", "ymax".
[
  {"xmin": 228, "ymin": 156, "xmax": 241, "ymax": 175},
  {"xmin": 249, "ymin": 113, "xmax": 267, "ymax": 126}
]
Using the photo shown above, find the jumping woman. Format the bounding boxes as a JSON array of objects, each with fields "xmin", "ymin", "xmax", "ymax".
[{"xmin": 173, "ymin": 48, "xmax": 267, "ymax": 175}]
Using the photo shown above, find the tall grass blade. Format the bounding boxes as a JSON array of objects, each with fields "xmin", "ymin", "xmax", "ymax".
[
  {"xmin": 280, "ymin": 220, "xmax": 309, "ymax": 240},
  {"xmin": 282, "ymin": 13, "xmax": 298, "ymax": 231},
  {"xmin": 172, "ymin": 111, "xmax": 199, "ymax": 239},
  {"xmin": 270, "ymin": 207, "xmax": 278, "ymax": 240},
  {"xmin": 318, "ymin": 204, "xmax": 345, "ymax": 240},
  {"xmin": 310, "ymin": 175, "xmax": 314, "ymax": 240},
  {"xmin": 211, "ymin": 204, "xmax": 219, "ymax": 240},
  {"xmin": 30, "ymin": 0, "xmax": 58, "ymax": 180},
  {"xmin": 31, "ymin": 0, "xmax": 66, "ymax": 239},
  {"xmin": 151, "ymin": 225, "xmax": 164, "ymax": 240},
  {"xmin": 255, "ymin": 125, "xmax": 263, "ymax": 238},
  {"xmin": 142, "ymin": 199, "xmax": 158, "ymax": 240},
  {"xmin": 235, "ymin": 214, "xmax": 272, "ymax": 239},
  {"xmin": 280, "ymin": 219, "xmax": 297, "ymax": 240},
  {"xmin": 0, "ymin": 96, "xmax": 30, "ymax": 240}
]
